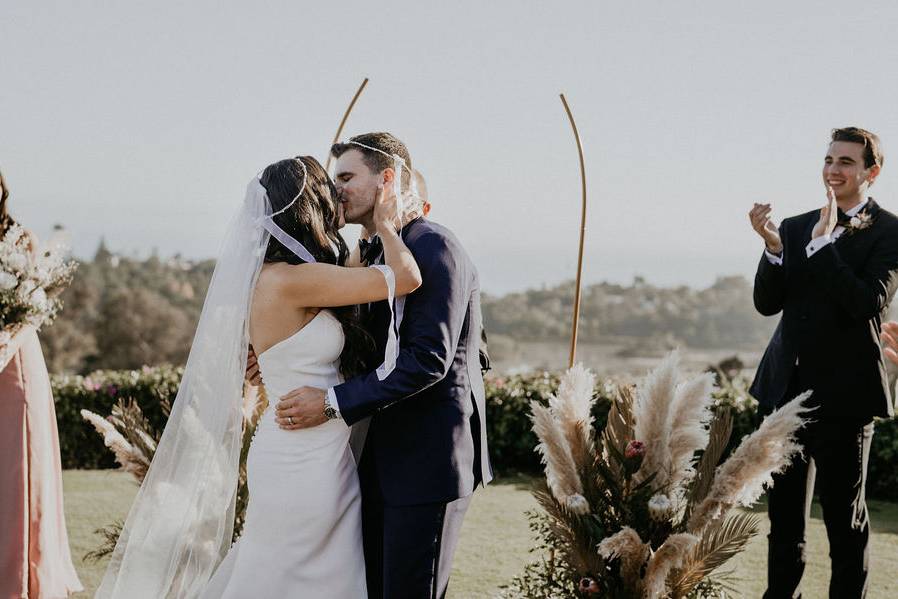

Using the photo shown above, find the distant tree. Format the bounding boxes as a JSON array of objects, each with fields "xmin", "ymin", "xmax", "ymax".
[
  {"xmin": 38, "ymin": 240, "xmax": 780, "ymax": 374},
  {"xmin": 94, "ymin": 287, "xmax": 193, "ymax": 369}
]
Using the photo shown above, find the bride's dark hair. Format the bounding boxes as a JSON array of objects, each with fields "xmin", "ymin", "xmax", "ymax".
[{"xmin": 260, "ymin": 156, "xmax": 373, "ymax": 378}]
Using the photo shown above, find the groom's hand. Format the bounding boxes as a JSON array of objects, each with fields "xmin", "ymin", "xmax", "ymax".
[
  {"xmin": 881, "ymin": 321, "xmax": 898, "ymax": 367},
  {"xmin": 749, "ymin": 203, "xmax": 783, "ymax": 254},
  {"xmin": 811, "ymin": 185, "xmax": 838, "ymax": 240},
  {"xmin": 275, "ymin": 386, "xmax": 327, "ymax": 430}
]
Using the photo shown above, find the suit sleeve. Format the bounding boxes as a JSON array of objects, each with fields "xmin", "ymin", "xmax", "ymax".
[
  {"xmin": 806, "ymin": 221, "xmax": 898, "ymax": 321},
  {"xmin": 753, "ymin": 221, "xmax": 788, "ymax": 316},
  {"xmin": 332, "ymin": 232, "xmax": 471, "ymax": 425}
]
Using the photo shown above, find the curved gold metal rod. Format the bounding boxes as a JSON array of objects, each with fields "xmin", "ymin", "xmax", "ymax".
[
  {"xmin": 560, "ymin": 93, "xmax": 588, "ymax": 368},
  {"xmin": 324, "ymin": 77, "xmax": 369, "ymax": 172}
]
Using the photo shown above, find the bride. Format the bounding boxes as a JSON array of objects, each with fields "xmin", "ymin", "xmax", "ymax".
[{"xmin": 96, "ymin": 155, "xmax": 421, "ymax": 598}]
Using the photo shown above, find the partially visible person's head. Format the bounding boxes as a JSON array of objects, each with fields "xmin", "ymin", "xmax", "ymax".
[
  {"xmin": 330, "ymin": 132, "xmax": 421, "ymax": 225},
  {"xmin": 413, "ymin": 169, "xmax": 431, "ymax": 217},
  {"xmin": 0, "ymin": 169, "xmax": 15, "ymax": 238},
  {"xmin": 823, "ymin": 127, "xmax": 883, "ymax": 201},
  {"xmin": 258, "ymin": 155, "xmax": 372, "ymax": 377}
]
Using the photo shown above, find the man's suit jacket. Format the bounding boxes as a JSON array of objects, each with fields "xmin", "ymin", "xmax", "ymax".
[
  {"xmin": 750, "ymin": 199, "xmax": 898, "ymax": 425},
  {"xmin": 333, "ymin": 217, "xmax": 493, "ymax": 506}
]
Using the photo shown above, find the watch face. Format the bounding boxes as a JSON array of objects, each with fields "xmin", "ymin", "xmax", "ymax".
[{"xmin": 325, "ymin": 406, "xmax": 338, "ymax": 420}]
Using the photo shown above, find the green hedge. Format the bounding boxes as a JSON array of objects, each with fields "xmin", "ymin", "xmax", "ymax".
[
  {"xmin": 54, "ymin": 365, "xmax": 898, "ymax": 500},
  {"xmin": 53, "ymin": 366, "xmax": 182, "ymax": 469}
]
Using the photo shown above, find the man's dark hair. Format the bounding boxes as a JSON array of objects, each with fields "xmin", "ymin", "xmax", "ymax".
[
  {"xmin": 831, "ymin": 127, "xmax": 883, "ymax": 169},
  {"xmin": 331, "ymin": 132, "xmax": 413, "ymax": 190}
]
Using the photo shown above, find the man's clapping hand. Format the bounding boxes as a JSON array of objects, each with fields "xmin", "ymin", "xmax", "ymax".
[
  {"xmin": 749, "ymin": 203, "xmax": 783, "ymax": 254},
  {"xmin": 811, "ymin": 185, "xmax": 838, "ymax": 240}
]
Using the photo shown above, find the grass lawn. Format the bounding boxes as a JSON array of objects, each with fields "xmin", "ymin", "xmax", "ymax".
[{"xmin": 64, "ymin": 470, "xmax": 898, "ymax": 598}]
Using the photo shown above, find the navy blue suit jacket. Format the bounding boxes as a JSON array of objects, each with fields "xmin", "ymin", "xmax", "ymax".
[
  {"xmin": 749, "ymin": 200, "xmax": 898, "ymax": 425},
  {"xmin": 333, "ymin": 218, "xmax": 493, "ymax": 506}
]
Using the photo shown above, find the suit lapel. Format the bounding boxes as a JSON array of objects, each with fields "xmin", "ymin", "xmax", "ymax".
[{"xmin": 833, "ymin": 199, "xmax": 881, "ymax": 265}]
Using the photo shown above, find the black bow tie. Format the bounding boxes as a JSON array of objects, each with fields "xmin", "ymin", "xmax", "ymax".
[
  {"xmin": 359, "ymin": 235, "xmax": 383, "ymax": 265},
  {"xmin": 836, "ymin": 208, "xmax": 852, "ymax": 227}
]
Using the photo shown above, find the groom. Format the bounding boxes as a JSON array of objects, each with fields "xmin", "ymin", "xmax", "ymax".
[
  {"xmin": 749, "ymin": 127, "xmax": 898, "ymax": 598},
  {"xmin": 276, "ymin": 132, "xmax": 492, "ymax": 598}
]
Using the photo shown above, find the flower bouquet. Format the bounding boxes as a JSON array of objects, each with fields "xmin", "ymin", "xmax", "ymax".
[
  {"xmin": 0, "ymin": 224, "xmax": 77, "ymax": 366},
  {"xmin": 520, "ymin": 352, "xmax": 810, "ymax": 598}
]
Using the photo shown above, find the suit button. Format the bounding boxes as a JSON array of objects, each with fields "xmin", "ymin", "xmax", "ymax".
[{"xmin": 800, "ymin": 315, "xmax": 808, "ymax": 321}]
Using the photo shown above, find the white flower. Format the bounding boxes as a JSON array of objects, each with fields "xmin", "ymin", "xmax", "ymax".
[
  {"xmin": 5, "ymin": 252, "xmax": 28, "ymax": 272},
  {"xmin": 648, "ymin": 494, "xmax": 673, "ymax": 522},
  {"xmin": 850, "ymin": 216, "xmax": 861, "ymax": 228},
  {"xmin": 3, "ymin": 225, "xmax": 24, "ymax": 245},
  {"xmin": 0, "ymin": 271, "xmax": 17, "ymax": 290},
  {"xmin": 565, "ymin": 494, "xmax": 590, "ymax": 515},
  {"xmin": 16, "ymin": 279, "xmax": 36, "ymax": 300},
  {"xmin": 30, "ymin": 287, "xmax": 48, "ymax": 310}
]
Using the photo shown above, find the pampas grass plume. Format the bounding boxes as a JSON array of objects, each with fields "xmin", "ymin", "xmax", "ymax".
[
  {"xmin": 667, "ymin": 372, "xmax": 716, "ymax": 490},
  {"xmin": 642, "ymin": 533, "xmax": 700, "ymax": 599},
  {"xmin": 598, "ymin": 526, "xmax": 650, "ymax": 586},
  {"xmin": 81, "ymin": 409, "xmax": 150, "ymax": 480},
  {"xmin": 531, "ymin": 403, "xmax": 583, "ymax": 502},
  {"xmin": 633, "ymin": 351, "xmax": 681, "ymax": 487},
  {"xmin": 550, "ymin": 363, "xmax": 597, "ymax": 475},
  {"xmin": 687, "ymin": 392, "xmax": 812, "ymax": 533}
]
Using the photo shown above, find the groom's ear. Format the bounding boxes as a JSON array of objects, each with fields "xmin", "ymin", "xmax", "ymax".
[
  {"xmin": 867, "ymin": 164, "xmax": 882, "ymax": 186},
  {"xmin": 381, "ymin": 167, "xmax": 395, "ymax": 185}
]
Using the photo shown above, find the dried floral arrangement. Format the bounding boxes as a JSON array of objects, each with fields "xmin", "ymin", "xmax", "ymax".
[{"xmin": 511, "ymin": 352, "xmax": 809, "ymax": 598}]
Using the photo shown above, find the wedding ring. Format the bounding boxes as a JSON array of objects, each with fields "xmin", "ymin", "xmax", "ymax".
[{"xmin": 288, "ymin": 416, "xmax": 295, "ymax": 426}]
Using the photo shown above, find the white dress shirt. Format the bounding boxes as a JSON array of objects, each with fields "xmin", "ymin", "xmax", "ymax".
[{"xmin": 765, "ymin": 198, "xmax": 869, "ymax": 265}]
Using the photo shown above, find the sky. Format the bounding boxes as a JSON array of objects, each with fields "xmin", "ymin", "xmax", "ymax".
[{"xmin": 3, "ymin": 1, "xmax": 898, "ymax": 294}]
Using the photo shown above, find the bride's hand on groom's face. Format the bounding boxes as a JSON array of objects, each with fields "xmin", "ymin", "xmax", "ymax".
[
  {"xmin": 275, "ymin": 386, "xmax": 327, "ymax": 430},
  {"xmin": 373, "ymin": 183, "xmax": 401, "ymax": 234}
]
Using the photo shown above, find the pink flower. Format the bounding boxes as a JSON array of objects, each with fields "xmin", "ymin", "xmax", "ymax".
[
  {"xmin": 624, "ymin": 440, "xmax": 646, "ymax": 459},
  {"xmin": 83, "ymin": 378, "xmax": 102, "ymax": 392}
]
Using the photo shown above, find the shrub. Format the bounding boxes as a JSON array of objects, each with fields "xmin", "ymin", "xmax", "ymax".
[
  {"xmin": 52, "ymin": 365, "xmax": 181, "ymax": 469},
  {"xmin": 54, "ymin": 364, "xmax": 898, "ymax": 501}
]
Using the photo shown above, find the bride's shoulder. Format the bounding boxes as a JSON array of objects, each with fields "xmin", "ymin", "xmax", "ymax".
[
  {"xmin": 257, "ymin": 261, "xmax": 302, "ymax": 286},
  {"xmin": 256, "ymin": 261, "xmax": 325, "ymax": 293}
]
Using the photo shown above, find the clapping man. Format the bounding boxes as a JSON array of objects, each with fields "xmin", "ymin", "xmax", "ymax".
[{"xmin": 749, "ymin": 127, "xmax": 898, "ymax": 598}]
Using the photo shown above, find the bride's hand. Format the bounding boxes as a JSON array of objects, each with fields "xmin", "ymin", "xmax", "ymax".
[{"xmin": 373, "ymin": 184, "xmax": 401, "ymax": 235}]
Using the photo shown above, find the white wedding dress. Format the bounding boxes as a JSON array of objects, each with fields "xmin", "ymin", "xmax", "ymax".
[{"xmin": 201, "ymin": 310, "xmax": 367, "ymax": 598}]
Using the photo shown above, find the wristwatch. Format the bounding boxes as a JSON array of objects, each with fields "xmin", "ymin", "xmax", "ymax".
[{"xmin": 323, "ymin": 395, "xmax": 341, "ymax": 420}]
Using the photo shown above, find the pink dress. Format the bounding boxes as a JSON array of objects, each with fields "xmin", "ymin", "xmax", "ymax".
[{"xmin": 0, "ymin": 329, "xmax": 82, "ymax": 598}]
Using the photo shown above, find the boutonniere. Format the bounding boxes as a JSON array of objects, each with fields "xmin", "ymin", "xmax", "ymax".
[{"xmin": 842, "ymin": 208, "xmax": 875, "ymax": 236}]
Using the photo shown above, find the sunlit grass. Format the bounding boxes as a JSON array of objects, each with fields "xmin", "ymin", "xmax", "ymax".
[{"xmin": 63, "ymin": 471, "xmax": 898, "ymax": 598}]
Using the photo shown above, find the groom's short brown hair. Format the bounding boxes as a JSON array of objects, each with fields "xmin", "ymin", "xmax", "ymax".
[
  {"xmin": 331, "ymin": 132, "xmax": 413, "ymax": 190},
  {"xmin": 831, "ymin": 127, "xmax": 883, "ymax": 169}
]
